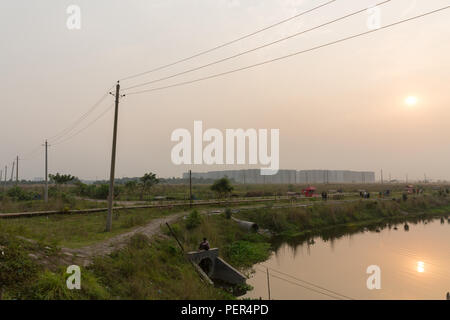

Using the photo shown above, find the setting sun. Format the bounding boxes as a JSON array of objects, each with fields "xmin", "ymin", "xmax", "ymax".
[{"xmin": 405, "ymin": 96, "xmax": 418, "ymax": 106}]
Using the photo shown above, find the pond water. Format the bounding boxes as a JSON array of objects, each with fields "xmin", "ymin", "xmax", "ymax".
[{"xmin": 244, "ymin": 216, "xmax": 450, "ymax": 300}]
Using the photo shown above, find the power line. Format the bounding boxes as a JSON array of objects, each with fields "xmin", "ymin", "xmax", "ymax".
[
  {"xmin": 260, "ymin": 264, "xmax": 355, "ymax": 300},
  {"xmin": 47, "ymin": 86, "xmax": 113, "ymax": 144},
  {"xmin": 17, "ymin": 86, "xmax": 114, "ymax": 165},
  {"xmin": 254, "ymin": 266, "xmax": 344, "ymax": 300},
  {"xmin": 126, "ymin": 5, "xmax": 450, "ymax": 96},
  {"xmin": 119, "ymin": 0, "xmax": 337, "ymax": 82},
  {"xmin": 20, "ymin": 145, "xmax": 42, "ymax": 161},
  {"xmin": 52, "ymin": 103, "xmax": 115, "ymax": 146},
  {"xmin": 122, "ymin": 0, "xmax": 391, "ymax": 92}
]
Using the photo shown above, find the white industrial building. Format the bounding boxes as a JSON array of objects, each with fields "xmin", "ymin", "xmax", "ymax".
[{"xmin": 183, "ymin": 169, "xmax": 375, "ymax": 184}]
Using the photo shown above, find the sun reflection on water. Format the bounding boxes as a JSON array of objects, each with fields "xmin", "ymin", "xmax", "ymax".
[{"xmin": 417, "ymin": 261, "xmax": 425, "ymax": 273}]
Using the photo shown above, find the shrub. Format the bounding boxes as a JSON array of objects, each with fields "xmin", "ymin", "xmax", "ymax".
[
  {"xmin": 186, "ymin": 210, "xmax": 202, "ymax": 229},
  {"xmin": 225, "ymin": 208, "xmax": 232, "ymax": 219},
  {"xmin": 24, "ymin": 268, "xmax": 109, "ymax": 300},
  {"xmin": 95, "ymin": 184, "xmax": 110, "ymax": 199},
  {"xmin": 6, "ymin": 187, "xmax": 34, "ymax": 201},
  {"xmin": 0, "ymin": 237, "xmax": 39, "ymax": 298},
  {"xmin": 225, "ymin": 241, "xmax": 271, "ymax": 268}
]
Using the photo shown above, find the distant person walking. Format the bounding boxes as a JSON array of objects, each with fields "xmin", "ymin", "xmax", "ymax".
[{"xmin": 199, "ymin": 238, "xmax": 210, "ymax": 251}]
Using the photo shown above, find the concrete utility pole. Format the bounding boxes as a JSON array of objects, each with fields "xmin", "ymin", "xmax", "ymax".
[
  {"xmin": 44, "ymin": 140, "xmax": 49, "ymax": 202},
  {"xmin": 10, "ymin": 161, "xmax": 15, "ymax": 181},
  {"xmin": 4, "ymin": 166, "xmax": 6, "ymax": 186},
  {"xmin": 189, "ymin": 169, "xmax": 192, "ymax": 208},
  {"xmin": 106, "ymin": 81, "xmax": 121, "ymax": 232},
  {"xmin": 381, "ymin": 169, "xmax": 383, "ymax": 184},
  {"xmin": 16, "ymin": 156, "xmax": 19, "ymax": 184}
]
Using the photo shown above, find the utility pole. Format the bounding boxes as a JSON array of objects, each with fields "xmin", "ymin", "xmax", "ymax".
[
  {"xmin": 381, "ymin": 169, "xmax": 383, "ymax": 184},
  {"xmin": 44, "ymin": 140, "xmax": 49, "ymax": 202},
  {"xmin": 4, "ymin": 166, "xmax": 6, "ymax": 187},
  {"xmin": 106, "ymin": 81, "xmax": 122, "ymax": 232},
  {"xmin": 266, "ymin": 268, "xmax": 271, "ymax": 300},
  {"xmin": 189, "ymin": 169, "xmax": 192, "ymax": 208},
  {"xmin": 15, "ymin": 156, "xmax": 18, "ymax": 184},
  {"xmin": 10, "ymin": 161, "xmax": 15, "ymax": 181}
]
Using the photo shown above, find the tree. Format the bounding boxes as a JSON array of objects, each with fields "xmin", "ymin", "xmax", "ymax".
[
  {"xmin": 139, "ymin": 173, "xmax": 159, "ymax": 200},
  {"xmin": 49, "ymin": 173, "xmax": 76, "ymax": 185},
  {"xmin": 210, "ymin": 177, "xmax": 233, "ymax": 199},
  {"xmin": 49, "ymin": 173, "xmax": 77, "ymax": 191},
  {"xmin": 125, "ymin": 180, "xmax": 138, "ymax": 195}
]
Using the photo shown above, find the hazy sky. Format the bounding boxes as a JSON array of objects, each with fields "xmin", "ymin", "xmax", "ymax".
[{"xmin": 1, "ymin": 0, "xmax": 449, "ymax": 181}]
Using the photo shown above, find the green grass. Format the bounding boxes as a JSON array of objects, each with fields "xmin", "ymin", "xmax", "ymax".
[
  {"xmin": 236, "ymin": 194, "xmax": 450, "ymax": 238},
  {"xmin": 71, "ymin": 181, "xmax": 448, "ymax": 201},
  {"xmin": 168, "ymin": 213, "xmax": 272, "ymax": 271},
  {"xmin": 87, "ymin": 234, "xmax": 232, "ymax": 299},
  {"xmin": 0, "ymin": 193, "xmax": 103, "ymax": 213},
  {"xmin": 0, "ymin": 207, "xmax": 177, "ymax": 248},
  {"xmin": 0, "ymin": 234, "xmax": 231, "ymax": 300}
]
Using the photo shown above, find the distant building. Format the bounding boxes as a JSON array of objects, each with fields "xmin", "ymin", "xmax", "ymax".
[
  {"xmin": 33, "ymin": 177, "xmax": 44, "ymax": 182},
  {"xmin": 297, "ymin": 170, "xmax": 375, "ymax": 184},
  {"xmin": 183, "ymin": 169, "xmax": 375, "ymax": 184}
]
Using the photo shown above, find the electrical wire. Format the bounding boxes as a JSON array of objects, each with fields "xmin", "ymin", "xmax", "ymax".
[
  {"xmin": 254, "ymin": 266, "xmax": 345, "ymax": 300},
  {"xmin": 260, "ymin": 264, "xmax": 355, "ymax": 300},
  {"xmin": 20, "ymin": 145, "xmax": 42, "ymax": 161},
  {"xmin": 125, "ymin": 5, "xmax": 450, "ymax": 96},
  {"xmin": 122, "ymin": 0, "xmax": 391, "ymax": 91},
  {"xmin": 119, "ymin": 0, "xmax": 337, "ymax": 82},
  {"xmin": 47, "ymin": 85, "xmax": 114, "ymax": 143},
  {"xmin": 52, "ymin": 103, "xmax": 115, "ymax": 147}
]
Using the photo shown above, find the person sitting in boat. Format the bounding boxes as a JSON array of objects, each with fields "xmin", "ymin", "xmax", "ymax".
[{"xmin": 199, "ymin": 238, "xmax": 210, "ymax": 251}]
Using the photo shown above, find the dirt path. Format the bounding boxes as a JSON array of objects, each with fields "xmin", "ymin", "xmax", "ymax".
[
  {"xmin": 59, "ymin": 202, "xmax": 272, "ymax": 266},
  {"xmin": 54, "ymin": 198, "xmax": 386, "ymax": 266},
  {"xmin": 61, "ymin": 211, "xmax": 190, "ymax": 266}
]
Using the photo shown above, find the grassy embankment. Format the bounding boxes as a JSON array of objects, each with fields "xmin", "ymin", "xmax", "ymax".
[
  {"xmin": 0, "ymin": 206, "xmax": 179, "ymax": 248},
  {"xmin": 0, "ymin": 210, "xmax": 264, "ymax": 299},
  {"xmin": 1, "ymin": 188, "xmax": 449, "ymax": 300},
  {"xmin": 0, "ymin": 233, "xmax": 233, "ymax": 300},
  {"xmin": 235, "ymin": 193, "xmax": 450, "ymax": 238}
]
